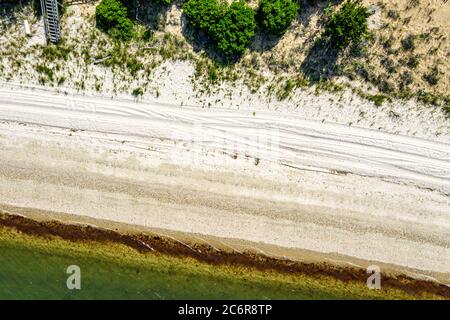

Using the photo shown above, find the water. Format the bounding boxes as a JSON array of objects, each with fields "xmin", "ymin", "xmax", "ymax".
[
  {"xmin": 0, "ymin": 229, "xmax": 415, "ymax": 300},
  {"xmin": 0, "ymin": 241, "xmax": 339, "ymax": 299}
]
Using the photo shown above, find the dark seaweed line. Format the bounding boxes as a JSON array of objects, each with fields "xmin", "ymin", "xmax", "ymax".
[{"xmin": 0, "ymin": 212, "xmax": 449, "ymax": 299}]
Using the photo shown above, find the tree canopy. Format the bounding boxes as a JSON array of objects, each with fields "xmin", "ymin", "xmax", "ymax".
[
  {"xmin": 183, "ymin": 0, "xmax": 256, "ymax": 58},
  {"xmin": 210, "ymin": 1, "xmax": 256, "ymax": 57},
  {"xmin": 258, "ymin": 0, "xmax": 299, "ymax": 35},
  {"xmin": 96, "ymin": 0, "xmax": 134, "ymax": 41},
  {"xmin": 324, "ymin": 0, "xmax": 369, "ymax": 49}
]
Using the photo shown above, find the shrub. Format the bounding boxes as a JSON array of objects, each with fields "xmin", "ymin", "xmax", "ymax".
[
  {"xmin": 96, "ymin": 0, "xmax": 134, "ymax": 41},
  {"xmin": 366, "ymin": 93, "xmax": 387, "ymax": 106},
  {"xmin": 210, "ymin": 1, "xmax": 256, "ymax": 57},
  {"xmin": 399, "ymin": 71, "xmax": 413, "ymax": 88},
  {"xmin": 401, "ymin": 35, "xmax": 415, "ymax": 51},
  {"xmin": 183, "ymin": 0, "xmax": 226, "ymax": 32},
  {"xmin": 132, "ymin": 87, "xmax": 144, "ymax": 97},
  {"xmin": 35, "ymin": 64, "xmax": 54, "ymax": 82},
  {"xmin": 406, "ymin": 55, "xmax": 419, "ymax": 69},
  {"xmin": 184, "ymin": 0, "xmax": 256, "ymax": 58},
  {"xmin": 276, "ymin": 79, "xmax": 296, "ymax": 100},
  {"xmin": 423, "ymin": 67, "xmax": 440, "ymax": 86},
  {"xmin": 42, "ymin": 45, "xmax": 71, "ymax": 62},
  {"xmin": 387, "ymin": 9, "xmax": 398, "ymax": 20},
  {"xmin": 257, "ymin": 0, "xmax": 299, "ymax": 35},
  {"xmin": 324, "ymin": 0, "xmax": 369, "ymax": 49}
]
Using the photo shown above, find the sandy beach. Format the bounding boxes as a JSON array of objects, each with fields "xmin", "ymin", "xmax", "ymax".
[{"xmin": 0, "ymin": 84, "xmax": 449, "ymax": 285}]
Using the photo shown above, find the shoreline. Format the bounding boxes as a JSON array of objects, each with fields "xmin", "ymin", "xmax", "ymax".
[
  {"xmin": 2, "ymin": 203, "xmax": 449, "ymax": 286},
  {"xmin": 1, "ymin": 0, "xmax": 449, "ymax": 300},
  {"xmin": 0, "ymin": 86, "xmax": 449, "ymax": 293},
  {"xmin": 1, "ymin": 211, "xmax": 449, "ymax": 299}
]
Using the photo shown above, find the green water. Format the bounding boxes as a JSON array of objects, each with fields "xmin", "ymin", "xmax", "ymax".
[
  {"xmin": 0, "ymin": 240, "xmax": 366, "ymax": 300},
  {"xmin": 0, "ymin": 230, "xmax": 421, "ymax": 300}
]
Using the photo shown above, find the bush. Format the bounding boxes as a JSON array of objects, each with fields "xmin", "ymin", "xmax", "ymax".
[
  {"xmin": 96, "ymin": 0, "xmax": 134, "ymax": 41},
  {"xmin": 257, "ymin": 0, "xmax": 299, "ymax": 35},
  {"xmin": 183, "ymin": 0, "xmax": 226, "ymax": 32},
  {"xmin": 406, "ymin": 55, "xmax": 419, "ymax": 69},
  {"xmin": 210, "ymin": 1, "xmax": 256, "ymax": 57},
  {"xmin": 324, "ymin": 0, "xmax": 369, "ymax": 49},
  {"xmin": 35, "ymin": 64, "xmax": 54, "ymax": 82},
  {"xmin": 184, "ymin": 0, "xmax": 256, "ymax": 58},
  {"xmin": 423, "ymin": 67, "xmax": 440, "ymax": 86},
  {"xmin": 366, "ymin": 93, "xmax": 387, "ymax": 106},
  {"xmin": 132, "ymin": 87, "xmax": 144, "ymax": 97},
  {"xmin": 401, "ymin": 35, "xmax": 415, "ymax": 51}
]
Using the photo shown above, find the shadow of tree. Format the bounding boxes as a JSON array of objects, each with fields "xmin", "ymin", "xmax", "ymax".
[
  {"xmin": 249, "ymin": 27, "xmax": 283, "ymax": 53},
  {"xmin": 300, "ymin": 37, "xmax": 340, "ymax": 82},
  {"xmin": 298, "ymin": 0, "xmax": 341, "ymax": 26},
  {"xmin": 120, "ymin": 0, "xmax": 170, "ymax": 32},
  {"xmin": 297, "ymin": 0, "xmax": 346, "ymax": 83},
  {"xmin": 1, "ymin": 0, "xmax": 42, "ymax": 25},
  {"xmin": 250, "ymin": 0, "xmax": 340, "ymax": 54}
]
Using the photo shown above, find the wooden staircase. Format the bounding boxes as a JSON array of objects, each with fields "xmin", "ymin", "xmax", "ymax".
[{"xmin": 40, "ymin": 0, "xmax": 61, "ymax": 43}]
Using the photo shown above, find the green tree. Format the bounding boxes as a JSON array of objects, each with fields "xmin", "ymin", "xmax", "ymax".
[
  {"xmin": 324, "ymin": 0, "xmax": 369, "ymax": 49},
  {"xmin": 96, "ymin": 0, "xmax": 134, "ymax": 41},
  {"xmin": 209, "ymin": 1, "xmax": 256, "ymax": 57},
  {"xmin": 258, "ymin": 0, "xmax": 299, "ymax": 35},
  {"xmin": 183, "ymin": 0, "xmax": 226, "ymax": 32}
]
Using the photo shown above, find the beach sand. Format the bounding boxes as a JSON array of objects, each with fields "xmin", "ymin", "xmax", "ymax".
[{"xmin": 0, "ymin": 86, "xmax": 449, "ymax": 286}]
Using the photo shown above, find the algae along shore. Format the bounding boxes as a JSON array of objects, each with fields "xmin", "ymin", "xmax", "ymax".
[{"xmin": 0, "ymin": 214, "xmax": 448, "ymax": 300}]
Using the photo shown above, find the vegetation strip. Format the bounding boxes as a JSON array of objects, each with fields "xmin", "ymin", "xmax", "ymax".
[{"xmin": 2, "ymin": 0, "xmax": 448, "ymax": 115}]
